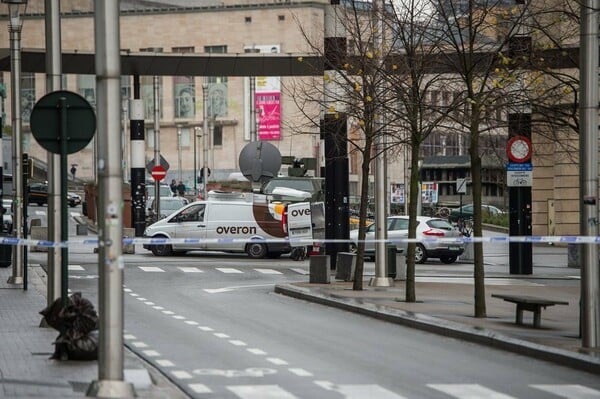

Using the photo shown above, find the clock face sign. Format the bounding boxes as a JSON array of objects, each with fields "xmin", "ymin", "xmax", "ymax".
[{"xmin": 507, "ymin": 135, "xmax": 532, "ymax": 163}]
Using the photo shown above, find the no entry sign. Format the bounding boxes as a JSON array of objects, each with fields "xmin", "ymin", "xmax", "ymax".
[{"xmin": 151, "ymin": 165, "xmax": 167, "ymax": 182}]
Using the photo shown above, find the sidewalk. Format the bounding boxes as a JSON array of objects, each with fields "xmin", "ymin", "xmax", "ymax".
[
  {"xmin": 275, "ymin": 248, "xmax": 600, "ymax": 375},
  {"xmin": 0, "ymin": 265, "xmax": 187, "ymax": 398}
]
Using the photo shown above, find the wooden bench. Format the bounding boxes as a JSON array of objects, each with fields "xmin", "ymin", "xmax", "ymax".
[{"xmin": 491, "ymin": 294, "xmax": 568, "ymax": 328}]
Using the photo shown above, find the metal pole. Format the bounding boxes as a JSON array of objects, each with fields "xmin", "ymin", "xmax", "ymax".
[
  {"xmin": 58, "ymin": 99, "xmax": 68, "ymax": 307},
  {"xmin": 87, "ymin": 0, "xmax": 135, "ymax": 396},
  {"xmin": 7, "ymin": 5, "xmax": 24, "ymax": 285},
  {"xmin": 369, "ymin": 0, "xmax": 392, "ymax": 287},
  {"xmin": 44, "ymin": 0, "xmax": 62, "ymax": 310},
  {"xmin": 250, "ymin": 76, "xmax": 256, "ymax": 141},
  {"xmin": 177, "ymin": 125, "xmax": 182, "ymax": 182},
  {"xmin": 202, "ymin": 81, "xmax": 208, "ymax": 199},
  {"xmin": 579, "ymin": 0, "xmax": 600, "ymax": 348},
  {"xmin": 153, "ymin": 76, "xmax": 160, "ymax": 216},
  {"xmin": 193, "ymin": 126, "xmax": 198, "ymax": 196},
  {"xmin": 129, "ymin": 98, "xmax": 145, "ymax": 236}
]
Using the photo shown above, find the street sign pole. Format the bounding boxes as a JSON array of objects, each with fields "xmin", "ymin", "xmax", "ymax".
[{"xmin": 59, "ymin": 97, "xmax": 68, "ymax": 307}]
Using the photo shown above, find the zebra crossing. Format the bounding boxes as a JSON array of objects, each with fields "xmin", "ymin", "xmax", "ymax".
[
  {"xmin": 179, "ymin": 382, "xmax": 600, "ymax": 398},
  {"xmin": 66, "ymin": 264, "xmax": 305, "ymax": 277}
]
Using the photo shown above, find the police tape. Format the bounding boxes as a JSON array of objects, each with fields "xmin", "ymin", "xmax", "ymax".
[{"xmin": 1, "ymin": 235, "xmax": 600, "ymax": 248}]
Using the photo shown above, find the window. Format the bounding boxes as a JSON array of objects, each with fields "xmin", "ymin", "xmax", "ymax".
[
  {"xmin": 21, "ymin": 73, "xmax": 35, "ymax": 123},
  {"xmin": 213, "ymin": 125, "xmax": 223, "ymax": 146},
  {"xmin": 173, "ymin": 47, "xmax": 195, "ymax": 119},
  {"xmin": 147, "ymin": 128, "xmax": 155, "ymax": 149},
  {"xmin": 121, "ymin": 76, "xmax": 131, "ymax": 100},
  {"xmin": 78, "ymin": 75, "xmax": 96, "ymax": 110},
  {"xmin": 204, "ymin": 46, "xmax": 228, "ymax": 117},
  {"xmin": 245, "ymin": 16, "xmax": 252, "ymax": 23},
  {"xmin": 141, "ymin": 76, "xmax": 163, "ymax": 120},
  {"xmin": 278, "ymin": 15, "xmax": 285, "ymax": 21}
]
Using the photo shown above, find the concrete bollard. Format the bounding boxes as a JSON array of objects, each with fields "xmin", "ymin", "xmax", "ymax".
[
  {"xmin": 395, "ymin": 253, "xmax": 407, "ymax": 281},
  {"xmin": 30, "ymin": 226, "xmax": 48, "ymax": 252},
  {"xmin": 335, "ymin": 252, "xmax": 356, "ymax": 281},
  {"xmin": 309, "ymin": 255, "xmax": 330, "ymax": 284},
  {"xmin": 460, "ymin": 242, "xmax": 474, "ymax": 263}
]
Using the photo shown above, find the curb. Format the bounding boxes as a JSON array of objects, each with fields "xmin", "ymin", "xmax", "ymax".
[{"xmin": 274, "ymin": 283, "xmax": 600, "ymax": 375}]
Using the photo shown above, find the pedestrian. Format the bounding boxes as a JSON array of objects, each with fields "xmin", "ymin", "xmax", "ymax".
[
  {"xmin": 170, "ymin": 179, "xmax": 177, "ymax": 196},
  {"xmin": 177, "ymin": 180, "xmax": 186, "ymax": 197}
]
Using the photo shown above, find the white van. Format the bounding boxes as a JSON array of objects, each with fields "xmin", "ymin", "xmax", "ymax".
[{"xmin": 143, "ymin": 191, "xmax": 300, "ymax": 258}]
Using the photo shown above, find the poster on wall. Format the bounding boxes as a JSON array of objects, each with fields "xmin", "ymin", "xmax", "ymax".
[
  {"xmin": 390, "ymin": 183, "xmax": 405, "ymax": 204},
  {"xmin": 244, "ymin": 44, "xmax": 281, "ymax": 140},
  {"xmin": 421, "ymin": 182, "xmax": 438, "ymax": 204}
]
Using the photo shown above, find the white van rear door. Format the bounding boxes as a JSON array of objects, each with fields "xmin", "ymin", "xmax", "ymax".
[{"xmin": 287, "ymin": 202, "xmax": 312, "ymax": 247}]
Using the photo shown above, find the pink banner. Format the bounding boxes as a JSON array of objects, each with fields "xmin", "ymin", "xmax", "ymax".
[{"xmin": 256, "ymin": 92, "xmax": 281, "ymax": 140}]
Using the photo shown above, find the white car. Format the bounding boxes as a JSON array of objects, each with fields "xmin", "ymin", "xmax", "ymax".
[
  {"xmin": 349, "ymin": 216, "xmax": 465, "ymax": 264},
  {"xmin": 147, "ymin": 196, "xmax": 189, "ymax": 220}
]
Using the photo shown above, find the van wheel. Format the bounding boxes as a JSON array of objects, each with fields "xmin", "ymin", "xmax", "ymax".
[
  {"xmin": 246, "ymin": 242, "xmax": 267, "ymax": 259},
  {"xmin": 151, "ymin": 240, "xmax": 173, "ymax": 256}
]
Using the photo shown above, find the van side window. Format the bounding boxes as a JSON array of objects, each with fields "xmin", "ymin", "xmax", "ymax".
[{"xmin": 179, "ymin": 204, "xmax": 205, "ymax": 222}]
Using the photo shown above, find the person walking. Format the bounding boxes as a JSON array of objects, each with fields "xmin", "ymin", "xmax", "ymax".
[
  {"xmin": 170, "ymin": 179, "xmax": 177, "ymax": 196},
  {"xmin": 176, "ymin": 180, "xmax": 186, "ymax": 197}
]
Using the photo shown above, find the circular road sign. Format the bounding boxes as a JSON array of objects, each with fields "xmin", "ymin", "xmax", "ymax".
[
  {"xmin": 151, "ymin": 165, "xmax": 167, "ymax": 182},
  {"xmin": 506, "ymin": 135, "xmax": 532, "ymax": 163},
  {"xmin": 30, "ymin": 90, "xmax": 96, "ymax": 155}
]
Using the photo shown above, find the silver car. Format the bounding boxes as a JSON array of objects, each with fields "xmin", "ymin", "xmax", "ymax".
[{"xmin": 349, "ymin": 216, "xmax": 465, "ymax": 264}]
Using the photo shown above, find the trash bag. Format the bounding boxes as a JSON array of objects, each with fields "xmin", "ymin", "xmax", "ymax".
[{"xmin": 39, "ymin": 292, "xmax": 99, "ymax": 361}]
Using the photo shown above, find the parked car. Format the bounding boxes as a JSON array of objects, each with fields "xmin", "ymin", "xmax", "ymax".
[
  {"xmin": 67, "ymin": 192, "xmax": 82, "ymax": 207},
  {"xmin": 349, "ymin": 216, "xmax": 465, "ymax": 264},
  {"xmin": 27, "ymin": 183, "xmax": 82, "ymax": 207},
  {"xmin": 448, "ymin": 204, "xmax": 505, "ymax": 222},
  {"xmin": 147, "ymin": 196, "xmax": 189, "ymax": 221}
]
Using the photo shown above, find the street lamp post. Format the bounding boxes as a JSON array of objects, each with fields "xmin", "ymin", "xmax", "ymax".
[
  {"xmin": 4, "ymin": 0, "xmax": 27, "ymax": 286},
  {"xmin": 202, "ymin": 81, "xmax": 209, "ymax": 200},
  {"xmin": 193, "ymin": 126, "xmax": 200, "ymax": 196},
  {"xmin": 176, "ymin": 125, "xmax": 182, "ymax": 182}
]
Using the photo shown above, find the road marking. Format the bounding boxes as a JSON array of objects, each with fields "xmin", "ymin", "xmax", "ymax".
[
  {"xmin": 229, "ymin": 340, "xmax": 247, "ymax": 346},
  {"xmin": 214, "ymin": 333, "xmax": 230, "ymax": 338},
  {"xmin": 184, "ymin": 320, "xmax": 199, "ymax": 326},
  {"xmin": 129, "ymin": 293, "xmax": 139, "ymax": 297},
  {"xmin": 228, "ymin": 385, "xmax": 298, "ymax": 399},
  {"xmin": 142, "ymin": 350, "xmax": 160, "ymax": 357},
  {"xmin": 144, "ymin": 301, "xmax": 155, "ymax": 305},
  {"xmin": 123, "ymin": 288, "xmax": 132, "ymax": 292},
  {"xmin": 315, "ymin": 381, "xmax": 407, "ymax": 398},
  {"xmin": 428, "ymin": 384, "xmax": 516, "ymax": 399},
  {"xmin": 290, "ymin": 268, "xmax": 309, "ymax": 275},
  {"xmin": 188, "ymin": 384, "xmax": 212, "ymax": 394},
  {"xmin": 171, "ymin": 370, "xmax": 193, "ymax": 380},
  {"xmin": 123, "ymin": 334, "xmax": 136, "ymax": 340},
  {"xmin": 216, "ymin": 267, "xmax": 243, "ymax": 274},
  {"xmin": 288, "ymin": 368, "xmax": 313, "ymax": 377},
  {"xmin": 153, "ymin": 306, "xmax": 164, "ymax": 310},
  {"xmin": 531, "ymin": 384, "xmax": 600, "ymax": 398},
  {"xmin": 247, "ymin": 348, "xmax": 267, "ymax": 355},
  {"xmin": 70, "ymin": 212, "xmax": 81, "ymax": 217},
  {"xmin": 254, "ymin": 268, "xmax": 282, "ymax": 275},
  {"xmin": 156, "ymin": 359, "xmax": 175, "ymax": 367},
  {"xmin": 178, "ymin": 266, "xmax": 203, "ymax": 273},
  {"xmin": 136, "ymin": 297, "xmax": 147, "ymax": 301},
  {"xmin": 139, "ymin": 266, "xmax": 164, "ymax": 272},
  {"xmin": 198, "ymin": 326, "xmax": 214, "ymax": 331},
  {"xmin": 68, "ymin": 265, "xmax": 84, "ymax": 271},
  {"xmin": 131, "ymin": 342, "xmax": 148, "ymax": 348},
  {"xmin": 266, "ymin": 357, "xmax": 288, "ymax": 365},
  {"xmin": 172, "ymin": 315, "xmax": 186, "ymax": 320},
  {"xmin": 162, "ymin": 310, "xmax": 175, "ymax": 315}
]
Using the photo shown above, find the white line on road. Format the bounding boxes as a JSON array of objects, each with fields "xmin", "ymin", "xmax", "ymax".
[
  {"xmin": 123, "ymin": 334, "xmax": 136, "ymax": 340},
  {"xmin": 184, "ymin": 320, "xmax": 199, "ymax": 326},
  {"xmin": 315, "ymin": 381, "xmax": 407, "ymax": 398},
  {"xmin": 247, "ymin": 348, "xmax": 267, "ymax": 356},
  {"xmin": 144, "ymin": 302, "xmax": 155, "ymax": 306},
  {"xmin": 290, "ymin": 268, "xmax": 309, "ymax": 275},
  {"xmin": 216, "ymin": 267, "xmax": 243, "ymax": 274},
  {"xmin": 214, "ymin": 333, "xmax": 230, "ymax": 338},
  {"xmin": 131, "ymin": 342, "xmax": 148, "ymax": 348},
  {"xmin": 68, "ymin": 265, "xmax": 84, "ymax": 271},
  {"xmin": 530, "ymin": 384, "xmax": 600, "ymax": 398},
  {"xmin": 178, "ymin": 267, "xmax": 204, "ymax": 273},
  {"xmin": 428, "ymin": 384, "xmax": 516, "ymax": 399},
  {"xmin": 203, "ymin": 283, "xmax": 274, "ymax": 294},
  {"xmin": 138, "ymin": 266, "xmax": 164, "ymax": 272},
  {"xmin": 228, "ymin": 385, "xmax": 298, "ymax": 399},
  {"xmin": 162, "ymin": 310, "xmax": 175, "ymax": 315},
  {"xmin": 229, "ymin": 340, "xmax": 247, "ymax": 346},
  {"xmin": 254, "ymin": 268, "xmax": 282, "ymax": 275},
  {"xmin": 288, "ymin": 368, "xmax": 313, "ymax": 377},
  {"xmin": 153, "ymin": 306, "xmax": 164, "ymax": 310},
  {"xmin": 266, "ymin": 357, "xmax": 288, "ymax": 366},
  {"xmin": 171, "ymin": 370, "xmax": 193, "ymax": 380},
  {"xmin": 188, "ymin": 384, "xmax": 212, "ymax": 394},
  {"xmin": 198, "ymin": 326, "xmax": 214, "ymax": 331},
  {"xmin": 172, "ymin": 315, "xmax": 186, "ymax": 320},
  {"xmin": 156, "ymin": 359, "xmax": 175, "ymax": 367},
  {"xmin": 142, "ymin": 350, "xmax": 160, "ymax": 357}
]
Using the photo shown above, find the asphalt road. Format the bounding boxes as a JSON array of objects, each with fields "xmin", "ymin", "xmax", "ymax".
[{"xmin": 37, "ymin": 246, "xmax": 598, "ymax": 399}]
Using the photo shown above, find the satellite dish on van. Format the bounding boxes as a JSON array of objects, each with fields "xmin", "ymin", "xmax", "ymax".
[{"xmin": 239, "ymin": 141, "xmax": 281, "ymax": 183}]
